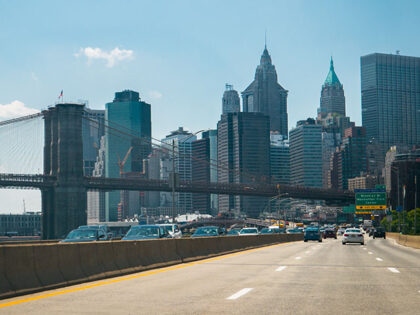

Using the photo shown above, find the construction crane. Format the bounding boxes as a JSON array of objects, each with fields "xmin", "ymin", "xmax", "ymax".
[{"xmin": 117, "ymin": 147, "xmax": 133, "ymax": 221}]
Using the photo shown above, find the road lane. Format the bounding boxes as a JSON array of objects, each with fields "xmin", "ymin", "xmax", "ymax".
[{"xmin": 1, "ymin": 237, "xmax": 420, "ymax": 314}]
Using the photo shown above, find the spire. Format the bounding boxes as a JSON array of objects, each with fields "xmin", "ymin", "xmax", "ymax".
[
  {"xmin": 324, "ymin": 56, "xmax": 341, "ymax": 86},
  {"xmin": 264, "ymin": 29, "xmax": 267, "ymax": 50},
  {"xmin": 260, "ymin": 45, "xmax": 272, "ymax": 65}
]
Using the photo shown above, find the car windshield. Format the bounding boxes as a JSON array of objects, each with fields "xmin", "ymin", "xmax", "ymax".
[
  {"xmin": 126, "ymin": 226, "xmax": 159, "ymax": 237},
  {"xmin": 346, "ymin": 229, "xmax": 360, "ymax": 233},
  {"xmin": 195, "ymin": 227, "xmax": 218, "ymax": 234},
  {"xmin": 240, "ymin": 228, "xmax": 258, "ymax": 234},
  {"xmin": 66, "ymin": 229, "xmax": 97, "ymax": 239},
  {"xmin": 162, "ymin": 225, "xmax": 173, "ymax": 232}
]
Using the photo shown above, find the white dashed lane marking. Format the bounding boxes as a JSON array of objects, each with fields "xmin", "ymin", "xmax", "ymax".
[
  {"xmin": 227, "ymin": 288, "xmax": 253, "ymax": 300},
  {"xmin": 388, "ymin": 267, "xmax": 400, "ymax": 273},
  {"xmin": 295, "ymin": 257, "xmax": 302, "ymax": 260},
  {"xmin": 376, "ymin": 258, "xmax": 383, "ymax": 261},
  {"xmin": 368, "ymin": 251, "xmax": 373, "ymax": 255},
  {"xmin": 276, "ymin": 266, "xmax": 287, "ymax": 272}
]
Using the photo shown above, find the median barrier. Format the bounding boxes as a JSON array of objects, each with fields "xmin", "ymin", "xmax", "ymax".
[
  {"xmin": 405, "ymin": 235, "xmax": 420, "ymax": 249},
  {"xmin": 32, "ymin": 244, "xmax": 67, "ymax": 291},
  {"xmin": 0, "ymin": 246, "xmax": 14, "ymax": 297},
  {"xmin": 0, "ymin": 233, "xmax": 302, "ymax": 299},
  {"xmin": 78, "ymin": 243, "xmax": 106, "ymax": 282},
  {"xmin": 96, "ymin": 242, "xmax": 122, "ymax": 278},
  {"xmin": 56, "ymin": 243, "xmax": 87, "ymax": 286},
  {"xmin": 3, "ymin": 245, "xmax": 42, "ymax": 296}
]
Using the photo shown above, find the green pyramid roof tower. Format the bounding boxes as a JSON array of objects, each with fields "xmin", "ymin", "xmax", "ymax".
[{"xmin": 323, "ymin": 57, "xmax": 342, "ymax": 87}]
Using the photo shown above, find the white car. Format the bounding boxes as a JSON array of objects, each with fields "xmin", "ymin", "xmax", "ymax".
[
  {"xmin": 239, "ymin": 227, "xmax": 259, "ymax": 236},
  {"xmin": 342, "ymin": 228, "xmax": 364, "ymax": 245},
  {"xmin": 337, "ymin": 228, "xmax": 346, "ymax": 235},
  {"xmin": 159, "ymin": 224, "xmax": 182, "ymax": 238}
]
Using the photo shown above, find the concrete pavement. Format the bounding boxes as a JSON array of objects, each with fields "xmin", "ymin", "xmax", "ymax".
[{"xmin": 1, "ymin": 236, "xmax": 420, "ymax": 314}]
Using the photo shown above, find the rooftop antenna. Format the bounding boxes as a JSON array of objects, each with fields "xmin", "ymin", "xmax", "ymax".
[
  {"xmin": 396, "ymin": 50, "xmax": 400, "ymax": 55},
  {"xmin": 264, "ymin": 29, "xmax": 267, "ymax": 49}
]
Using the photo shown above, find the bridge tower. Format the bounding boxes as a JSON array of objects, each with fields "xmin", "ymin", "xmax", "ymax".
[{"xmin": 42, "ymin": 103, "xmax": 86, "ymax": 239}]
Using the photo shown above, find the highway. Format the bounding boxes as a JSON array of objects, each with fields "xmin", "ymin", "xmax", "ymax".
[{"xmin": 1, "ymin": 236, "xmax": 420, "ymax": 314}]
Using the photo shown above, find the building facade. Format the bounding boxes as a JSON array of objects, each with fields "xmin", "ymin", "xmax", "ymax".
[
  {"xmin": 217, "ymin": 112, "xmax": 271, "ymax": 217},
  {"xmin": 161, "ymin": 127, "xmax": 196, "ymax": 213},
  {"xmin": 105, "ymin": 90, "xmax": 151, "ymax": 221},
  {"xmin": 82, "ymin": 108, "xmax": 105, "ymax": 176},
  {"xmin": 192, "ymin": 138, "xmax": 211, "ymax": 213},
  {"xmin": 242, "ymin": 46, "xmax": 288, "ymax": 137},
  {"xmin": 270, "ymin": 133, "xmax": 290, "ymax": 185},
  {"xmin": 203, "ymin": 129, "xmax": 218, "ymax": 215},
  {"xmin": 289, "ymin": 119, "xmax": 323, "ymax": 188},
  {"xmin": 222, "ymin": 84, "xmax": 240, "ymax": 114},
  {"xmin": 361, "ymin": 53, "xmax": 420, "ymax": 158},
  {"xmin": 0, "ymin": 212, "xmax": 41, "ymax": 236}
]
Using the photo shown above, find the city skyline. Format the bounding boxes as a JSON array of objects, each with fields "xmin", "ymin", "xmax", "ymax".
[
  {"xmin": 1, "ymin": 0, "xmax": 420, "ymax": 214},
  {"xmin": 1, "ymin": 0, "xmax": 420, "ymax": 143}
]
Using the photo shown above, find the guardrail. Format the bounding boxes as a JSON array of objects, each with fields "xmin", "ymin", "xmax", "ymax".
[
  {"xmin": 386, "ymin": 232, "xmax": 420, "ymax": 249},
  {"xmin": 0, "ymin": 234, "xmax": 302, "ymax": 299}
]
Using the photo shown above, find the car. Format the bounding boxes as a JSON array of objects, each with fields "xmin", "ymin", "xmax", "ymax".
[
  {"xmin": 260, "ymin": 228, "xmax": 278, "ymax": 234},
  {"xmin": 304, "ymin": 227, "xmax": 322, "ymax": 242},
  {"xmin": 337, "ymin": 228, "xmax": 346, "ymax": 235},
  {"xmin": 373, "ymin": 227, "xmax": 386, "ymax": 239},
  {"xmin": 323, "ymin": 228, "xmax": 337, "ymax": 239},
  {"xmin": 226, "ymin": 229, "xmax": 240, "ymax": 236},
  {"xmin": 342, "ymin": 228, "xmax": 364, "ymax": 245},
  {"xmin": 191, "ymin": 226, "xmax": 224, "ymax": 237},
  {"xmin": 60, "ymin": 227, "xmax": 109, "ymax": 243},
  {"xmin": 239, "ymin": 227, "xmax": 259, "ymax": 235},
  {"xmin": 286, "ymin": 228, "xmax": 302, "ymax": 234},
  {"xmin": 122, "ymin": 225, "xmax": 170, "ymax": 240},
  {"xmin": 158, "ymin": 224, "xmax": 182, "ymax": 238}
]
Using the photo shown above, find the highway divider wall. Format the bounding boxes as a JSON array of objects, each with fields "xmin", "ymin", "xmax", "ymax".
[
  {"xmin": 386, "ymin": 232, "xmax": 420, "ymax": 249},
  {"xmin": 0, "ymin": 233, "xmax": 302, "ymax": 299}
]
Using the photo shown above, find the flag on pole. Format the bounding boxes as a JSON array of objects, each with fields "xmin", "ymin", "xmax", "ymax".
[{"xmin": 58, "ymin": 90, "xmax": 63, "ymax": 99}]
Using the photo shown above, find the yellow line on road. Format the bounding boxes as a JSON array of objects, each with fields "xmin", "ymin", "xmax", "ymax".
[{"xmin": 0, "ymin": 242, "xmax": 292, "ymax": 308}]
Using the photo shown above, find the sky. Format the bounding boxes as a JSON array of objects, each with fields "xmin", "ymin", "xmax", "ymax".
[{"xmin": 0, "ymin": 0, "xmax": 419, "ymax": 213}]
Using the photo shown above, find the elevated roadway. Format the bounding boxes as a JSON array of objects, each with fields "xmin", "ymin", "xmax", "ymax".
[{"xmin": 1, "ymin": 237, "xmax": 419, "ymax": 314}]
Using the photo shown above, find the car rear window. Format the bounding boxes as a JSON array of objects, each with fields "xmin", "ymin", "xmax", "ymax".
[{"xmin": 347, "ymin": 229, "xmax": 360, "ymax": 233}]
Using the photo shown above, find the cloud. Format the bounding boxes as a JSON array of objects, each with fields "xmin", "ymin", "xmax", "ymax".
[
  {"xmin": 75, "ymin": 47, "xmax": 134, "ymax": 67},
  {"xmin": 149, "ymin": 90, "xmax": 163, "ymax": 99},
  {"xmin": 0, "ymin": 101, "xmax": 39, "ymax": 120}
]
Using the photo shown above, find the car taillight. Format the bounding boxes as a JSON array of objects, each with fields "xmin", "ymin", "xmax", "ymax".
[
  {"xmin": 358, "ymin": 234, "xmax": 363, "ymax": 237},
  {"xmin": 344, "ymin": 234, "xmax": 348, "ymax": 237}
]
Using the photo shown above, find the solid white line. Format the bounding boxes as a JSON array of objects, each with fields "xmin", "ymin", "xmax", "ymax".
[
  {"xmin": 388, "ymin": 267, "xmax": 400, "ymax": 273},
  {"xmin": 295, "ymin": 256, "xmax": 302, "ymax": 260},
  {"xmin": 376, "ymin": 257, "xmax": 383, "ymax": 261},
  {"xmin": 226, "ymin": 288, "xmax": 253, "ymax": 300},
  {"xmin": 368, "ymin": 251, "xmax": 373, "ymax": 255},
  {"xmin": 363, "ymin": 248, "xmax": 367, "ymax": 250},
  {"xmin": 276, "ymin": 266, "xmax": 287, "ymax": 272}
]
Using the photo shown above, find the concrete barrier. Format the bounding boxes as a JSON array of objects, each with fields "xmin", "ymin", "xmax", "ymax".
[
  {"xmin": 386, "ymin": 232, "xmax": 420, "ymax": 249},
  {"xmin": 0, "ymin": 233, "xmax": 302, "ymax": 299},
  {"xmin": 2, "ymin": 245, "xmax": 42, "ymax": 296},
  {"xmin": 32, "ymin": 244, "xmax": 67, "ymax": 291}
]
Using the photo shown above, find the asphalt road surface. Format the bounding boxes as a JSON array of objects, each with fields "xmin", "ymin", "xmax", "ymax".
[{"xmin": 1, "ymin": 236, "xmax": 420, "ymax": 314}]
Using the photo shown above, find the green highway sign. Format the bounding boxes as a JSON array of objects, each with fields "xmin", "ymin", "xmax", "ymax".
[
  {"xmin": 355, "ymin": 190, "xmax": 387, "ymax": 210},
  {"xmin": 343, "ymin": 204, "xmax": 356, "ymax": 213}
]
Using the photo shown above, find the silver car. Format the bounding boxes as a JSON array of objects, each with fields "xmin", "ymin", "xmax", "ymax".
[{"xmin": 342, "ymin": 228, "xmax": 364, "ymax": 245}]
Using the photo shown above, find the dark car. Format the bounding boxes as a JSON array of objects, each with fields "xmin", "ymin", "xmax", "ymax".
[
  {"xmin": 122, "ymin": 225, "xmax": 170, "ymax": 240},
  {"xmin": 373, "ymin": 227, "xmax": 386, "ymax": 239},
  {"xmin": 191, "ymin": 226, "xmax": 224, "ymax": 237},
  {"xmin": 60, "ymin": 227, "xmax": 109, "ymax": 243},
  {"xmin": 304, "ymin": 227, "xmax": 322, "ymax": 242},
  {"xmin": 226, "ymin": 229, "xmax": 240, "ymax": 236},
  {"xmin": 324, "ymin": 228, "xmax": 337, "ymax": 239}
]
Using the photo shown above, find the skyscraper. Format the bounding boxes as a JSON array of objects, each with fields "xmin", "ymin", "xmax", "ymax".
[
  {"xmin": 242, "ymin": 46, "xmax": 288, "ymax": 137},
  {"xmin": 217, "ymin": 112, "xmax": 270, "ymax": 217},
  {"xmin": 361, "ymin": 53, "xmax": 420, "ymax": 158},
  {"xmin": 192, "ymin": 138, "xmax": 210, "ymax": 213},
  {"xmin": 318, "ymin": 58, "xmax": 346, "ymax": 118},
  {"xmin": 161, "ymin": 127, "xmax": 196, "ymax": 213},
  {"xmin": 105, "ymin": 90, "xmax": 151, "ymax": 221},
  {"xmin": 289, "ymin": 119, "xmax": 323, "ymax": 188},
  {"xmin": 82, "ymin": 108, "xmax": 105, "ymax": 176},
  {"xmin": 202, "ymin": 129, "xmax": 218, "ymax": 215},
  {"xmin": 222, "ymin": 84, "xmax": 240, "ymax": 114}
]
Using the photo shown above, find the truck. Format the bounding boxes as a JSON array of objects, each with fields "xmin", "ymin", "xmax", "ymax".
[{"xmin": 363, "ymin": 220, "xmax": 372, "ymax": 230}]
